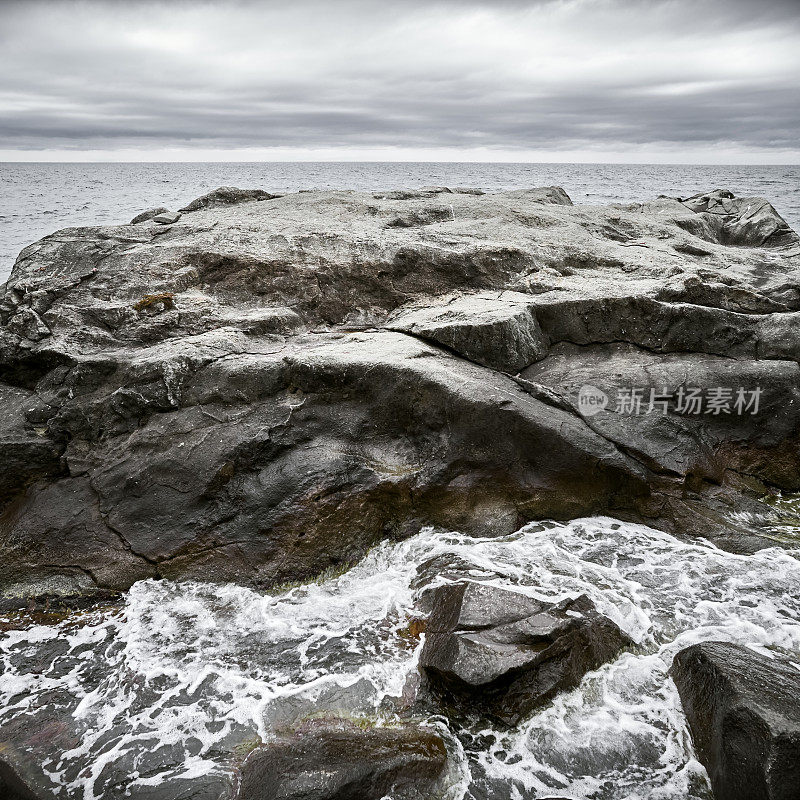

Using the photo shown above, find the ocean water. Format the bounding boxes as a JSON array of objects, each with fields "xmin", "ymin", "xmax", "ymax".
[
  {"xmin": 2, "ymin": 517, "xmax": 800, "ymax": 799},
  {"xmin": 1, "ymin": 161, "xmax": 799, "ymax": 283}
]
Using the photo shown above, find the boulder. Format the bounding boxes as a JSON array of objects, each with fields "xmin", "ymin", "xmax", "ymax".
[
  {"xmin": 387, "ymin": 291, "xmax": 548, "ymax": 372},
  {"xmin": 236, "ymin": 719, "xmax": 449, "ymax": 800},
  {"xmin": 505, "ymin": 185, "xmax": 574, "ymax": 205},
  {"xmin": 151, "ymin": 211, "xmax": 181, "ymax": 225},
  {"xmin": 129, "ymin": 207, "xmax": 169, "ymax": 225},
  {"xmin": 418, "ymin": 581, "xmax": 633, "ymax": 725},
  {"xmin": 680, "ymin": 190, "xmax": 797, "ymax": 248},
  {"xmin": 179, "ymin": 186, "xmax": 281, "ymax": 213},
  {"xmin": 671, "ymin": 641, "xmax": 800, "ymax": 800}
]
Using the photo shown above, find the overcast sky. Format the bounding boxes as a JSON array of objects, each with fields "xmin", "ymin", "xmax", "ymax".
[{"xmin": 1, "ymin": 0, "xmax": 799, "ymax": 163}]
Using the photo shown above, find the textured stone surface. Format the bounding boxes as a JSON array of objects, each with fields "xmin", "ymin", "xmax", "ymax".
[
  {"xmin": 129, "ymin": 207, "xmax": 169, "ymax": 225},
  {"xmin": 388, "ymin": 291, "xmax": 548, "ymax": 372},
  {"xmin": 178, "ymin": 186, "xmax": 281, "ymax": 213},
  {"xmin": 151, "ymin": 211, "xmax": 181, "ymax": 225},
  {"xmin": 0, "ymin": 186, "xmax": 798, "ymax": 600},
  {"xmin": 0, "ymin": 740, "xmax": 72, "ymax": 800},
  {"xmin": 236, "ymin": 719, "xmax": 449, "ymax": 800},
  {"xmin": 671, "ymin": 641, "xmax": 800, "ymax": 800},
  {"xmin": 679, "ymin": 189, "xmax": 797, "ymax": 248},
  {"xmin": 419, "ymin": 581, "xmax": 633, "ymax": 725}
]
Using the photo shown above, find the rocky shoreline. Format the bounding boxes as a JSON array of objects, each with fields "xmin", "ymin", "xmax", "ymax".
[{"xmin": 1, "ymin": 185, "xmax": 799, "ymax": 799}]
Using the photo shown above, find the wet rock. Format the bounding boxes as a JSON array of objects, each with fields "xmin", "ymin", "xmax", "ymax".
[
  {"xmin": 0, "ymin": 763, "xmax": 44, "ymax": 800},
  {"xmin": 411, "ymin": 553, "xmax": 502, "ymax": 596},
  {"xmin": 1, "ymin": 186, "xmax": 799, "ymax": 598},
  {"xmin": 130, "ymin": 207, "xmax": 169, "ymax": 225},
  {"xmin": 179, "ymin": 186, "xmax": 280, "ymax": 213},
  {"xmin": 152, "ymin": 211, "xmax": 181, "ymax": 225},
  {"xmin": 0, "ymin": 382, "xmax": 64, "ymax": 504},
  {"xmin": 524, "ymin": 343, "xmax": 800, "ymax": 492},
  {"xmin": 0, "ymin": 331, "xmax": 650, "ymax": 597},
  {"xmin": 0, "ymin": 687, "xmax": 238, "ymax": 799},
  {"xmin": 0, "ymin": 741, "xmax": 65, "ymax": 799},
  {"xmin": 671, "ymin": 641, "xmax": 800, "ymax": 800},
  {"xmin": 6, "ymin": 307, "xmax": 50, "ymax": 341},
  {"xmin": 236, "ymin": 718, "xmax": 449, "ymax": 800},
  {"xmin": 681, "ymin": 190, "xmax": 798, "ymax": 248},
  {"xmin": 419, "ymin": 581, "xmax": 633, "ymax": 725},
  {"xmin": 387, "ymin": 291, "xmax": 549, "ymax": 372}
]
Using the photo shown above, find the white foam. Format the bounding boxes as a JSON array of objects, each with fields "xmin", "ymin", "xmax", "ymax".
[{"xmin": 2, "ymin": 517, "xmax": 799, "ymax": 799}]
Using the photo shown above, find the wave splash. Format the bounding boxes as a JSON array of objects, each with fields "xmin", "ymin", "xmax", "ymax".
[{"xmin": 2, "ymin": 517, "xmax": 799, "ymax": 799}]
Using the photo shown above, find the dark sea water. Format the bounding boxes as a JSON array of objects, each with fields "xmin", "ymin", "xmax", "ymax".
[{"xmin": 1, "ymin": 161, "xmax": 799, "ymax": 282}]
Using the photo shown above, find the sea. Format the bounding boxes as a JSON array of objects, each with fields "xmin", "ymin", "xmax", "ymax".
[
  {"xmin": 1, "ymin": 161, "xmax": 799, "ymax": 283},
  {"xmin": 2, "ymin": 518, "xmax": 800, "ymax": 799}
]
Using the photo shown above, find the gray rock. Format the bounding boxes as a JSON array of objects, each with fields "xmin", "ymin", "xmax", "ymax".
[
  {"xmin": 0, "ymin": 721, "xmax": 86, "ymax": 799},
  {"xmin": 0, "ymin": 719, "xmax": 236, "ymax": 800},
  {"xmin": 387, "ymin": 291, "xmax": 548, "ymax": 372},
  {"xmin": 0, "ymin": 751, "xmax": 50, "ymax": 800},
  {"xmin": 419, "ymin": 581, "xmax": 633, "ymax": 725},
  {"xmin": 524, "ymin": 343, "xmax": 800, "ymax": 489},
  {"xmin": 6, "ymin": 307, "xmax": 50, "ymax": 340},
  {"xmin": 671, "ymin": 641, "xmax": 800, "ymax": 800},
  {"xmin": 235, "ymin": 719, "xmax": 449, "ymax": 800},
  {"xmin": 504, "ymin": 185, "xmax": 574, "ymax": 205},
  {"xmin": 1, "ymin": 186, "xmax": 799, "ymax": 600},
  {"xmin": 130, "ymin": 207, "xmax": 169, "ymax": 225},
  {"xmin": 152, "ymin": 211, "xmax": 181, "ymax": 225},
  {"xmin": 681, "ymin": 190, "xmax": 796, "ymax": 248},
  {"xmin": 179, "ymin": 186, "xmax": 281, "ymax": 213}
]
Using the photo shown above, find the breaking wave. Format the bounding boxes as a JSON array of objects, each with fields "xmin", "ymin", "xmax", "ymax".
[{"xmin": 2, "ymin": 516, "xmax": 800, "ymax": 799}]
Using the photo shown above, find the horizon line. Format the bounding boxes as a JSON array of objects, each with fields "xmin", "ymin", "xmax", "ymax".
[{"xmin": 2, "ymin": 159, "xmax": 799, "ymax": 167}]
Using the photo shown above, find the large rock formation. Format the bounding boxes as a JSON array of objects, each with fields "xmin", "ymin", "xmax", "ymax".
[
  {"xmin": 671, "ymin": 641, "xmax": 800, "ymax": 800},
  {"xmin": 1, "ymin": 186, "xmax": 798, "ymax": 602},
  {"xmin": 418, "ymin": 581, "xmax": 633, "ymax": 725}
]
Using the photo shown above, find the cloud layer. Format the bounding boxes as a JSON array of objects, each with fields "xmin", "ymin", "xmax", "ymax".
[{"xmin": 1, "ymin": 0, "xmax": 799, "ymax": 161}]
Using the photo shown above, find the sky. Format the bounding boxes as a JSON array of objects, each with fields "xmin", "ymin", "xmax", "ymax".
[{"xmin": 1, "ymin": 0, "xmax": 799, "ymax": 163}]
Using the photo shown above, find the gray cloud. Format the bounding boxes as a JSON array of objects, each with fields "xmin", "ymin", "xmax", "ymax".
[{"xmin": 0, "ymin": 0, "xmax": 798, "ymax": 159}]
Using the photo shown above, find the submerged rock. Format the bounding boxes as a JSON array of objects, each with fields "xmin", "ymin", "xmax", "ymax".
[
  {"xmin": 0, "ymin": 699, "xmax": 238, "ymax": 800},
  {"xmin": 671, "ymin": 641, "xmax": 800, "ymax": 800},
  {"xmin": 236, "ymin": 719, "xmax": 450, "ymax": 800},
  {"xmin": 0, "ymin": 186, "xmax": 799, "ymax": 601},
  {"xmin": 418, "ymin": 581, "xmax": 633, "ymax": 725}
]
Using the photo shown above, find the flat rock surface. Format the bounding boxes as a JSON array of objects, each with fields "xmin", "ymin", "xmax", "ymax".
[
  {"xmin": 388, "ymin": 291, "xmax": 548, "ymax": 372},
  {"xmin": 1, "ymin": 186, "xmax": 799, "ymax": 600}
]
